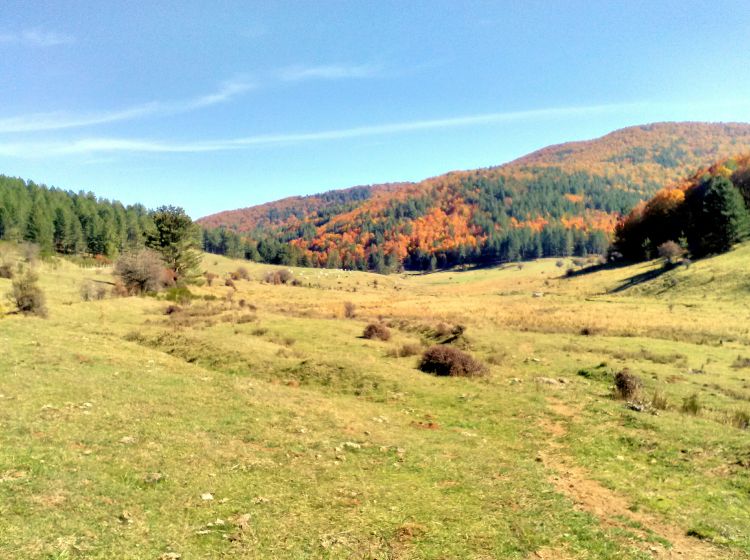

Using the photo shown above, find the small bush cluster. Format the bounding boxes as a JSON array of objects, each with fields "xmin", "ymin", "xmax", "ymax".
[
  {"xmin": 265, "ymin": 269, "xmax": 293, "ymax": 285},
  {"xmin": 613, "ymin": 369, "xmax": 641, "ymax": 400},
  {"xmin": 418, "ymin": 346, "xmax": 486, "ymax": 377},
  {"xmin": 8, "ymin": 270, "xmax": 47, "ymax": 317},
  {"xmin": 363, "ymin": 323, "xmax": 391, "ymax": 341},
  {"xmin": 225, "ymin": 278, "xmax": 236, "ymax": 290}
]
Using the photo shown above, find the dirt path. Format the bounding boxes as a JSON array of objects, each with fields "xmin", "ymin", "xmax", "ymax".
[{"xmin": 537, "ymin": 397, "xmax": 732, "ymax": 560}]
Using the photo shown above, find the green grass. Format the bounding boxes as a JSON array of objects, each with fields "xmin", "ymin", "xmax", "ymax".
[{"xmin": 0, "ymin": 243, "xmax": 749, "ymax": 558}]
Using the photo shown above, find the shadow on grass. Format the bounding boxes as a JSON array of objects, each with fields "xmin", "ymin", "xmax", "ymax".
[{"xmin": 609, "ymin": 262, "xmax": 676, "ymax": 293}]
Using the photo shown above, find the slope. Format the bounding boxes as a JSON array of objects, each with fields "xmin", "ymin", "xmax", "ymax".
[{"xmin": 198, "ymin": 122, "xmax": 750, "ymax": 271}]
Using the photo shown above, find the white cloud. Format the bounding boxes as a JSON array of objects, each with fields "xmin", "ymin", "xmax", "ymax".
[
  {"xmin": 0, "ymin": 79, "xmax": 254, "ymax": 133},
  {"xmin": 0, "ymin": 102, "xmax": 643, "ymax": 157},
  {"xmin": 278, "ymin": 64, "xmax": 379, "ymax": 82},
  {"xmin": 0, "ymin": 29, "xmax": 75, "ymax": 47}
]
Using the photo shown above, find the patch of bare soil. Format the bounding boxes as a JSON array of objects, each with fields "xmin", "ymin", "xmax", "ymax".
[{"xmin": 536, "ymin": 398, "xmax": 734, "ymax": 559}]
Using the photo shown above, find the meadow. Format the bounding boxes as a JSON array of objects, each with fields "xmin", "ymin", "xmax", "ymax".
[{"xmin": 1, "ymin": 241, "xmax": 749, "ymax": 559}]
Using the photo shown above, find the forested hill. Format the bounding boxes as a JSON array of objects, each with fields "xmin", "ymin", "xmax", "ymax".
[
  {"xmin": 198, "ymin": 122, "xmax": 750, "ymax": 271},
  {"xmin": 0, "ymin": 175, "xmax": 154, "ymax": 257}
]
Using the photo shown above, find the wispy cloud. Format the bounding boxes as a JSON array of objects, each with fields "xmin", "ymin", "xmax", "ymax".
[
  {"xmin": 0, "ymin": 102, "xmax": 643, "ymax": 158},
  {"xmin": 0, "ymin": 79, "xmax": 254, "ymax": 133},
  {"xmin": 278, "ymin": 64, "xmax": 379, "ymax": 82},
  {"xmin": 0, "ymin": 28, "xmax": 75, "ymax": 47}
]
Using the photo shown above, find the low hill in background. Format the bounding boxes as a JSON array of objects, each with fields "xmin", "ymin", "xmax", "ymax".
[{"xmin": 198, "ymin": 122, "xmax": 750, "ymax": 271}]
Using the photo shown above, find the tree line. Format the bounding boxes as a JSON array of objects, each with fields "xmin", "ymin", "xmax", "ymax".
[{"xmin": 613, "ymin": 156, "xmax": 750, "ymax": 260}]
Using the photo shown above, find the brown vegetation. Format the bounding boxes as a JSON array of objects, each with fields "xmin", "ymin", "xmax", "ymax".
[{"xmin": 418, "ymin": 346, "xmax": 486, "ymax": 377}]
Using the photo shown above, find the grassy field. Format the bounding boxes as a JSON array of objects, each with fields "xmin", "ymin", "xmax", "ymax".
[{"xmin": 1, "ymin": 242, "xmax": 749, "ymax": 559}]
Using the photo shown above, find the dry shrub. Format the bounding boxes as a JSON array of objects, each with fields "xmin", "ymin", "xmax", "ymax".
[
  {"xmin": 0, "ymin": 263, "xmax": 13, "ymax": 279},
  {"xmin": 80, "ymin": 280, "xmax": 108, "ymax": 301},
  {"xmin": 114, "ymin": 249, "xmax": 165, "ymax": 294},
  {"xmin": 111, "ymin": 281, "xmax": 129, "ymax": 298},
  {"xmin": 265, "ymin": 269, "xmax": 293, "ymax": 285},
  {"xmin": 8, "ymin": 269, "xmax": 47, "ymax": 317},
  {"xmin": 732, "ymin": 356, "xmax": 750, "ymax": 369},
  {"xmin": 225, "ymin": 278, "xmax": 236, "ymax": 290},
  {"xmin": 363, "ymin": 323, "xmax": 391, "ymax": 341},
  {"xmin": 614, "ymin": 369, "xmax": 641, "ymax": 400},
  {"xmin": 204, "ymin": 272, "xmax": 218, "ymax": 287},
  {"xmin": 234, "ymin": 267, "xmax": 250, "ymax": 280},
  {"xmin": 344, "ymin": 301, "xmax": 357, "ymax": 318},
  {"xmin": 164, "ymin": 304, "xmax": 182, "ymax": 315},
  {"xmin": 418, "ymin": 345, "xmax": 487, "ymax": 377},
  {"xmin": 657, "ymin": 241, "xmax": 686, "ymax": 263}
]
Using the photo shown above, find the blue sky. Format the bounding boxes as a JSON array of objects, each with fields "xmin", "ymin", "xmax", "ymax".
[{"xmin": 1, "ymin": 0, "xmax": 750, "ymax": 218}]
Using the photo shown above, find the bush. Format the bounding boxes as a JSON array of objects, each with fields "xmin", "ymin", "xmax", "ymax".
[
  {"xmin": 114, "ymin": 249, "xmax": 166, "ymax": 294},
  {"xmin": 418, "ymin": 346, "xmax": 487, "ymax": 377},
  {"xmin": 204, "ymin": 272, "xmax": 218, "ymax": 287},
  {"xmin": 8, "ymin": 270, "xmax": 47, "ymax": 317},
  {"xmin": 657, "ymin": 240, "xmax": 686, "ymax": 263},
  {"xmin": 164, "ymin": 304, "xmax": 182, "ymax": 315},
  {"xmin": 363, "ymin": 323, "xmax": 391, "ymax": 341},
  {"xmin": 0, "ymin": 263, "xmax": 13, "ymax": 279},
  {"xmin": 80, "ymin": 280, "xmax": 107, "ymax": 301},
  {"xmin": 234, "ymin": 267, "xmax": 250, "ymax": 280},
  {"xmin": 681, "ymin": 393, "xmax": 701, "ymax": 415},
  {"xmin": 164, "ymin": 286, "xmax": 194, "ymax": 304},
  {"xmin": 614, "ymin": 369, "xmax": 641, "ymax": 400},
  {"xmin": 265, "ymin": 269, "xmax": 293, "ymax": 285},
  {"xmin": 344, "ymin": 301, "xmax": 356, "ymax": 318},
  {"xmin": 225, "ymin": 278, "xmax": 236, "ymax": 290}
]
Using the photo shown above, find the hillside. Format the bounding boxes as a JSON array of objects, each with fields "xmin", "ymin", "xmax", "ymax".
[
  {"xmin": 2, "ymin": 242, "xmax": 749, "ymax": 558},
  {"xmin": 198, "ymin": 122, "xmax": 750, "ymax": 271}
]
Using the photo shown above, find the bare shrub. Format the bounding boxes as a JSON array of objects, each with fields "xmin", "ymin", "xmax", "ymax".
[
  {"xmin": 8, "ymin": 269, "xmax": 47, "ymax": 317},
  {"xmin": 344, "ymin": 301, "xmax": 357, "ymax": 318},
  {"xmin": 657, "ymin": 241, "xmax": 686, "ymax": 263},
  {"xmin": 732, "ymin": 356, "xmax": 750, "ymax": 369},
  {"xmin": 234, "ymin": 267, "xmax": 250, "ymax": 281},
  {"xmin": 614, "ymin": 369, "xmax": 641, "ymax": 400},
  {"xmin": 225, "ymin": 278, "xmax": 236, "ymax": 290},
  {"xmin": 204, "ymin": 272, "xmax": 218, "ymax": 286},
  {"xmin": 418, "ymin": 346, "xmax": 487, "ymax": 377},
  {"xmin": 164, "ymin": 304, "xmax": 182, "ymax": 315},
  {"xmin": 265, "ymin": 269, "xmax": 293, "ymax": 285},
  {"xmin": 363, "ymin": 323, "xmax": 391, "ymax": 341},
  {"xmin": 114, "ymin": 249, "xmax": 165, "ymax": 294},
  {"xmin": 80, "ymin": 280, "xmax": 108, "ymax": 301}
]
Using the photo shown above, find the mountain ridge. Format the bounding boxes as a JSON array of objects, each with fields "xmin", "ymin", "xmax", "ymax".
[{"xmin": 198, "ymin": 122, "xmax": 750, "ymax": 271}]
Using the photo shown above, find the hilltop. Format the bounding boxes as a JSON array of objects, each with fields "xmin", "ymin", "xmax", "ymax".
[{"xmin": 198, "ymin": 122, "xmax": 750, "ymax": 271}]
